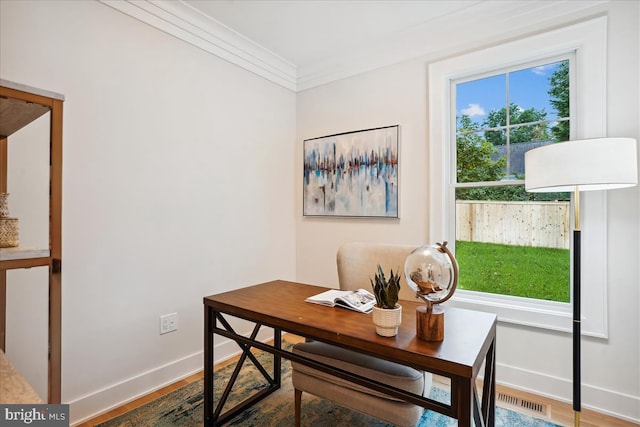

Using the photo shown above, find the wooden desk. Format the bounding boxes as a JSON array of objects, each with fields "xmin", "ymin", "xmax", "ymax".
[{"xmin": 204, "ymin": 280, "xmax": 496, "ymax": 426}]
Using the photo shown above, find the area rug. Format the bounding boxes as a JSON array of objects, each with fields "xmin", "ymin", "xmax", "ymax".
[{"xmin": 98, "ymin": 345, "xmax": 561, "ymax": 427}]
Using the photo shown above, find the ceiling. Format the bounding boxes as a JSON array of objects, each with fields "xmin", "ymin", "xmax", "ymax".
[
  {"xmin": 182, "ymin": 1, "xmax": 481, "ymax": 69},
  {"xmin": 103, "ymin": 0, "xmax": 606, "ymax": 91}
]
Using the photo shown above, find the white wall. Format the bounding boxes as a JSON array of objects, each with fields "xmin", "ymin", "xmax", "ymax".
[
  {"xmin": 0, "ymin": 0, "xmax": 296, "ymax": 423},
  {"xmin": 296, "ymin": 61, "xmax": 430, "ymax": 286},
  {"xmin": 296, "ymin": 2, "xmax": 639, "ymax": 423}
]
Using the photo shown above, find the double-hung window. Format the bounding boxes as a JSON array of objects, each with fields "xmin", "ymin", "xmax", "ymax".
[
  {"xmin": 454, "ymin": 58, "xmax": 572, "ymax": 303},
  {"xmin": 428, "ymin": 17, "xmax": 609, "ymax": 337}
]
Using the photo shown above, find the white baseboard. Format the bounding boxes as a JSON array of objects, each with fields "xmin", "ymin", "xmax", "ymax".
[
  {"xmin": 69, "ymin": 340, "xmax": 639, "ymax": 425},
  {"xmin": 69, "ymin": 328, "xmax": 275, "ymax": 426},
  {"xmin": 498, "ymin": 362, "xmax": 640, "ymax": 423}
]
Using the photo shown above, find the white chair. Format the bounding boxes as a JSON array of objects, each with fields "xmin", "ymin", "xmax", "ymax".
[{"xmin": 292, "ymin": 242, "xmax": 433, "ymax": 427}]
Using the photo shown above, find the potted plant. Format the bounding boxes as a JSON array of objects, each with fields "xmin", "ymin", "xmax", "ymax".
[{"xmin": 370, "ymin": 265, "xmax": 402, "ymax": 337}]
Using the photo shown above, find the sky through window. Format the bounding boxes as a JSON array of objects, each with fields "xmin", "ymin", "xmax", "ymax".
[{"xmin": 456, "ymin": 62, "xmax": 564, "ymax": 127}]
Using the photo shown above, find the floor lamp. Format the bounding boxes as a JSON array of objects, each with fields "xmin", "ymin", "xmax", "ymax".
[{"xmin": 524, "ymin": 137, "xmax": 638, "ymax": 427}]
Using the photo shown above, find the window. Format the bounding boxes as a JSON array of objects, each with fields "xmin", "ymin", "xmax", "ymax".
[
  {"xmin": 428, "ymin": 17, "xmax": 609, "ymax": 337},
  {"xmin": 454, "ymin": 59, "xmax": 571, "ymax": 303}
]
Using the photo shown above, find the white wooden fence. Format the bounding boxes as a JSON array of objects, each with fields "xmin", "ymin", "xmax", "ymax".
[{"xmin": 456, "ymin": 200, "xmax": 570, "ymax": 249}]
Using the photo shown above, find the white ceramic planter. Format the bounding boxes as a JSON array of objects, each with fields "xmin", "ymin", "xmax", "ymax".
[{"xmin": 372, "ymin": 304, "xmax": 402, "ymax": 337}]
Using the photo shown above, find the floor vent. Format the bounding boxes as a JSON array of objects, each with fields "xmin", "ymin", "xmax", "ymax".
[{"xmin": 497, "ymin": 392, "xmax": 549, "ymax": 417}]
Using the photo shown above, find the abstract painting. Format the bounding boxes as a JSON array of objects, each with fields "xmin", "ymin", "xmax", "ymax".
[{"xmin": 303, "ymin": 125, "xmax": 399, "ymax": 217}]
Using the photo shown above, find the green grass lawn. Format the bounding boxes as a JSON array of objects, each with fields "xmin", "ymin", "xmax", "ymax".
[{"xmin": 455, "ymin": 240, "xmax": 570, "ymax": 302}]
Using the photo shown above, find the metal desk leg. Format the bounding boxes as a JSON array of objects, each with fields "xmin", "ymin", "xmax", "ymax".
[{"xmin": 204, "ymin": 305, "xmax": 215, "ymax": 426}]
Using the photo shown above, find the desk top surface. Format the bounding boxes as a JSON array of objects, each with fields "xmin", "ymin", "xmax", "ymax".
[{"xmin": 205, "ymin": 280, "xmax": 496, "ymax": 378}]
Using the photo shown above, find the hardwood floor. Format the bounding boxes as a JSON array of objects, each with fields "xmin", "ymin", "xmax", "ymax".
[{"xmin": 76, "ymin": 335, "xmax": 636, "ymax": 427}]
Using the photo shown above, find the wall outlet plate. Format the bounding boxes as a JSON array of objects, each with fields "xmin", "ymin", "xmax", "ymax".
[{"xmin": 160, "ymin": 312, "xmax": 178, "ymax": 334}]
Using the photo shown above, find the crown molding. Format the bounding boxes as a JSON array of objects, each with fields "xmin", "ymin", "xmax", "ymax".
[
  {"xmin": 99, "ymin": 0, "xmax": 297, "ymax": 91},
  {"xmin": 99, "ymin": 0, "xmax": 609, "ymax": 93},
  {"xmin": 295, "ymin": 0, "xmax": 610, "ymax": 91}
]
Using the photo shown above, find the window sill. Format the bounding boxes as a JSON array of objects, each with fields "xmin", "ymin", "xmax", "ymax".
[{"xmin": 445, "ymin": 289, "xmax": 606, "ymax": 339}]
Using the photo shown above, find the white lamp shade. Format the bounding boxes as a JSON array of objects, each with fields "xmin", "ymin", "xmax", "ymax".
[{"xmin": 525, "ymin": 137, "xmax": 638, "ymax": 192}]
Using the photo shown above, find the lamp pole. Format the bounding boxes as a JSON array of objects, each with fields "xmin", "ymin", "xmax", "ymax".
[{"xmin": 573, "ymin": 188, "xmax": 581, "ymax": 427}]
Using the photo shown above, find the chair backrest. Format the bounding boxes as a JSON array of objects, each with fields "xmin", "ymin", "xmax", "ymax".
[{"xmin": 337, "ymin": 242, "xmax": 420, "ymax": 302}]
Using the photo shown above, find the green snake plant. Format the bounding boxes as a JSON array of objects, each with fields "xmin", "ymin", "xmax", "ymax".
[{"xmin": 370, "ymin": 264, "xmax": 401, "ymax": 309}]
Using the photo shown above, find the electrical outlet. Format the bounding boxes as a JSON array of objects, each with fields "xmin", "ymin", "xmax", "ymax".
[{"xmin": 160, "ymin": 312, "xmax": 178, "ymax": 334}]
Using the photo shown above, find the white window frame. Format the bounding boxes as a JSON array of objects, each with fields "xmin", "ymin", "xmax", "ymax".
[{"xmin": 428, "ymin": 17, "xmax": 609, "ymax": 338}]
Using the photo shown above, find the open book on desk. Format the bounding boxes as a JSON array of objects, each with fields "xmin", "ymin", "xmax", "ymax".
[{"xmin": 305, "ymin": 288, "xmax": 376, "ymax": 314}]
